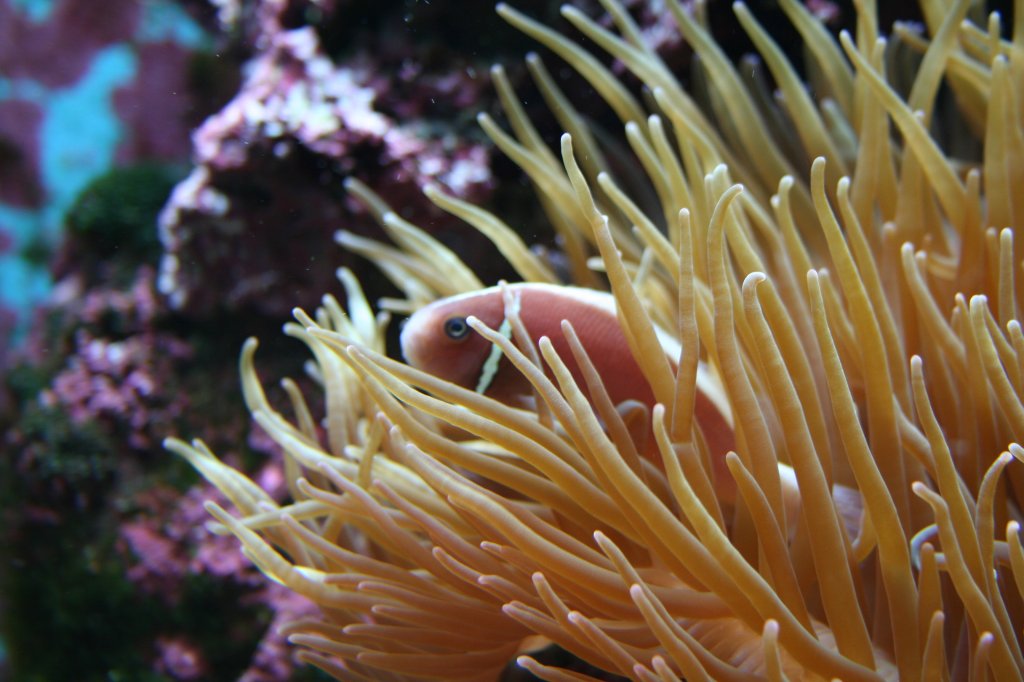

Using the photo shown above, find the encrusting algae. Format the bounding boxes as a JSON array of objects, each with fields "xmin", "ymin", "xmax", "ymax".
[{"xmin": 166, "ymin": 0, "xmax": 1024, "ymax": 679}]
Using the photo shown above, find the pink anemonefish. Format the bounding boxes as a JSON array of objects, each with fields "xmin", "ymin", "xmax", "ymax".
[
  {"xmin": 400, "ymin": 283, "xmax": 867, "ymax": 536},
  {"xmin": 400, "ymin": 282, "xmax": 738, "ymax": 496}
]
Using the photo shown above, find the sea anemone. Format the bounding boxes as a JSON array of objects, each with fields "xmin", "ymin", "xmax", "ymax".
[{"xmin": 167, "ymin": 0, "xmax": 1024, "ymax": 679}]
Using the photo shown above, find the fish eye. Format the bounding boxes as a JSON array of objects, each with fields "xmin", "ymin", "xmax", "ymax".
[{"xmin": 443, "ymin": 316, "xmax": 470, "ymax": 340}]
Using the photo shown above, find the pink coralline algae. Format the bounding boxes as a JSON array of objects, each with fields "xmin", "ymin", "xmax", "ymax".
[
  {"xmin": 0, "ymin": 0, "xmax": 210, "ymax": 211},
  {"xmin": 119, "ymin": 462, "xmax": 316, "ymax": 680},
  {"xmin": 238, "ymin": 584, "xmax": 319, "ymax": 682},
  {"xmin": 806, "ymin": 0, "xmax": 842, "ymax": 25},
  {"xmin": 40, "ymin": 268, "xmax": 191, "ymax": 450},
  {"xmin": 0, "ymin": 0, "xmax": 139, "ymax": 88},
  {"xmin": 120, "ymin": 483, "xmax": 259, "ymax": 602},
  {"xmin": 154, "ymin": 635, "xmax": 208, "ymax": 680},
  {"xmin": 211, "ymin": 0, "xmax": 341, "ymax": 47},
  {"xmin": 159, "ymin": 21, "xmax": 493, "ymax": 314},
  {"xmin": 113, "ymin": 40, "xmax": 214, "ymax": 164},
  {"xmin": 604, "ymin": 0, "xmax": 690, "ymax": 62}
]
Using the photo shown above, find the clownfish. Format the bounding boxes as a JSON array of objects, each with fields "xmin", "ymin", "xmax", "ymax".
[
  {"xmin": 399, "ymin": 283, "xmax": 868, "ymax": 537},
  {"xmin": 400, "ymin": 282, "xmax": 735, "ymax": 478}
]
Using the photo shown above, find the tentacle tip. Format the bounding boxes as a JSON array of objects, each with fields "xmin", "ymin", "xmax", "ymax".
[
  {"xmin": 911, "ymin": 481, "xmax": 931, "ymax": 499},
  {"xmin": 1009, "ymin": 443, "xmax": 1024, "ymax": 462},
  {"xmin": 742, "ymin": 271, "xmax": 767, "ymax": 289},
  {"xmin": 202, "ymin": 500, "xmax": 226, "ymax": 515}
]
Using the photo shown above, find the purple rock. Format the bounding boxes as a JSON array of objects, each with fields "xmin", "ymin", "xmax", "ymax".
[
  {"xmin": 39, "ymin": 269, "xmax": 193, "ymax": 451},
  {"xmin": 158, "ymin": 22, "xmax": 493, "ymax": 315},
  {"xmin": 154, "ymin": 635, "xmax": 208, "ymax": 680},
  {"xmin": 0, "ymin": 0, "xmax": 140, "ymax": 88},
  {"xmin": 0, "ymin": 99, "xmax": 45, "ymax": 208},
  {"xmin": 114, "ymin": 42, "xmax": 206, "ymax": 163}
]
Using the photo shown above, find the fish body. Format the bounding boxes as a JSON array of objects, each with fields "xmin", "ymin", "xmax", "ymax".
[
  {"xmin": 401, "ymin": 283, "xmax": 862, "ymax": 535},
  {"xmin": 400, "ymin": 283, "xmax": 734, "ymax": 461}
]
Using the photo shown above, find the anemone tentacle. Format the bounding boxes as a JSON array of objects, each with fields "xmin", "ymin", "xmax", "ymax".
[{"xmin": 169, "ymin": 1, "xmax": 1024, "ymax": 679}]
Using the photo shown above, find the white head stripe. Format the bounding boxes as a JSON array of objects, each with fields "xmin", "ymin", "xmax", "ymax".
[{"xmin": 474, "ymin": 292, "xmax": 521, "ymax": 394}]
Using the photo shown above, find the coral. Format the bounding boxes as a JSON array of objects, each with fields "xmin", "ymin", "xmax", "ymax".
[
  {"xmin": 117, "ymin": 470, "xmax": 319, "ymax": 681},
  {"xmin": 113, "ymin": 42, "xmax": 228, "ymax": 163},
  {"xmin": 158, "ymin": 16, "xmax": 494, "ymax": 315},
  {"xmin": 237, "ymin": 583, "xmax": 320, "ymax": 682},
  {"xmin": 0, "ymin": 0, "xmax": 226, "ymax": 336},
  {"xmin": 600, "ymin": 0, "xmax": 689, "ymax": 64},
  {"xmin": 39, "ymin": 270, "xmax": 191, "ymax": 450},
  {"xmin": 154, "ymin": 635, "xmax": 208, "ymax": 680},
  {"xmin": 120, "ymin": 474, "xmax": 271, "ymax": 601},
  {"xmin": 0, "ymin": 0, "xmax": 140, "ymax": 87},
  {"xmin": 2, "ymin": 260, "xmax": 270, "ymax": 680},
  {"xmin": 170, "ymin": 0, "xmax": 1024, "ymax": 680},
  {"xmin": 0, "ymin": 1, "xmax": 851, "ymax": 680}
]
